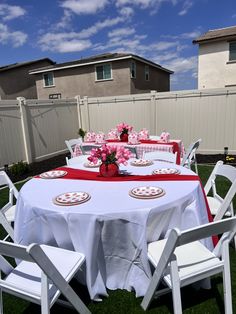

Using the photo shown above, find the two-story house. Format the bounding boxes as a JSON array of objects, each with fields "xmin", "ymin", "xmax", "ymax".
[
  {"xmin": 0, "ymin": 58, "xmax": 55, "ymax": 99},
  {"xmin": 193, "ymin": 25, "xmax": 236, "ymax": 89},
  {"xmin": 29, "ymin": 53, "xmax": 173, "ymax": 99}
]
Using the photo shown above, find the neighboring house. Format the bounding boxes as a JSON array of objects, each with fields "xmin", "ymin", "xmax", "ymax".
[
  {"xmin": 193, "ymin": 25, "xmax": 236, "ymax": 89},
  {"xmin": 29, "ymin": 53, "xmax": 173, "ymax": 99},
  {"xmin": 0, "ymin": 58, "xmax": 55, "ymax": 99}
]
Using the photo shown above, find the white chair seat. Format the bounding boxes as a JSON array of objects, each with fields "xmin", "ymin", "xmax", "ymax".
[
  {"xmin": 207, "ymin": 196, "xmax": 231, "ymax": 217},
  {"xmin": 3, "ymin": 205, "xmax": 16, "ymax": 222},
  {"xmin": 148, "ymin": 240, "xmax": 222, "ymax": 288}
]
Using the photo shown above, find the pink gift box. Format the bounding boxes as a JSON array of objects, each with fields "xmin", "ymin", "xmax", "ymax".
[
  {"xmin": 107, "ymin": 129, "xmax": 119, "ymax": 140},
  {"xmin": 85, "ymin": 132, "xmax": 96, "ymax": 142},
  {"xmin": 160, "ymin": 132, "xmax": 170, "ymax": 143},
  {"xmin": 128, "ymin": 132, "xmax": 139, "ymax": 144},
  {"xmin": 95, "ymin": 132, "xmax": 106, "ymax": 144},
  {"xmin": 138, "ymin": 128, "xmax": 149, "ymax": 140}
]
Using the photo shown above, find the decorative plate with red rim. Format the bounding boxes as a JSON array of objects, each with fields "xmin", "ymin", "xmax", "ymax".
[
  {"xmin": 152, "ymin": 168, "xmax": 180, "ymax": 175},
  {"xmin": 130, "ymin": 159, "xmax": 153, "ymax": 167},
  {"xmin": 53, "ymin": 191, "xmax": 91, "ymax": 206},
  {"xmin": 129, "ymin": 186, "xmax": 165, "ymax": 199},
  {"xmin": 39, "ymin": 170, "xmax": 67, "ymax": 179},
  {"xmin": 84, "ymin": 160, "xmax": 102, "ymax": 168}
]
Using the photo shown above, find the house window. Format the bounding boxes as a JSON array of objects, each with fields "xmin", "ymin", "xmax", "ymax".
[
  {"xmin": 145, "ymin": 65, "xmax": 150, "ymax": 81},
  {"xmin": 130, "ymin": 61, "xmax": 136, "ymax": 78},
  {"xmin": 95, "ymin": 64, "xmax": 112, "ymax": 80},
  {"xmin": 43, "ymin": 72, "xmax": 54, "ymax": 87},
  {"xmin": 229, "ymin": 42, "xmax": 236, "ymax": 61}
]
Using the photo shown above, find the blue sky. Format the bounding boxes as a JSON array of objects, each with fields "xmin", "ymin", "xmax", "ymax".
[{"xmin": 0, "ymin": 0, "xmax": 236, "ymax": 91}]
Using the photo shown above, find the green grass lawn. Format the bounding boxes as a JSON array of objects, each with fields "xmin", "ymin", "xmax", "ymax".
[{"xmin": 0, "ymin": 164, "xmax": 236, "ymax": 313}]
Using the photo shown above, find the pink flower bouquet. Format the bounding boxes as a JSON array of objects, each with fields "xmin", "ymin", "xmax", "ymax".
[
  {"xmin": 116, "ymin": 122, "xmax": 133, "ymax": 135},
  {"xmin": 88, "ymin": 144, "xmax": 131, "ymax": 165}
]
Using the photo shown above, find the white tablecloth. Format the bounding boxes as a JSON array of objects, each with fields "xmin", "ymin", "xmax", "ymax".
[{"xmin": 14, "ymin": 161, "xmax": 211, "ymax": 300}]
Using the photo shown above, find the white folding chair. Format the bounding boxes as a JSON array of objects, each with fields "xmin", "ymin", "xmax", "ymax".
[
  {"xmin": 66, "ymin": 155, "xmax": 89, "ymax": 166},
  {"xmin": 143, "ymin": 151, "xmax": 177, "ymax": 163},
  {"xmin": 65, "ymin": 138, "xmax": 83, "ymax": 157},
  {"xmin": 0, "ymin": 171, "xmax": 18, "ymax": 240},
  {"xmin": 141, "ymin": 217, "xmax": 236, "ymax": 313},
  {"xmin": 181, "ymin": 139, "xmax": 202, "ymax": 174},
  {"xmin": 204, "ymin": 161, "xmax": 236, "ymax": 220},
  {"xmin": 0, "ymin": 241, "xmax": 90, "ymax": 314}
]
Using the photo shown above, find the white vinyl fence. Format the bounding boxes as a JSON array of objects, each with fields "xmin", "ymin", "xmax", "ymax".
[{"xmin": 0, "ymin": 88, "xmax": 236, "ymax": 168}]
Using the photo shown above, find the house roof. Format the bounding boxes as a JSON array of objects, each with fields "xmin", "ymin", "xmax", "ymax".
[
  {"xmin": 29, "ymin": 53, "xmax": 173, "ymax": 74},
  {"xmin": 193, "ymin": 25, "xmax": 236, "ymax": 44},
  {"xmin": 0, "ymin": 58, "xmax": 55, "ymax": 73}
]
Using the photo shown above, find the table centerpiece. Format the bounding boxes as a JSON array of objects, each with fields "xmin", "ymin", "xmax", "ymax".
[{"xmin": 88, "ymin": 144, "xmax": 131, "ymax": 177}]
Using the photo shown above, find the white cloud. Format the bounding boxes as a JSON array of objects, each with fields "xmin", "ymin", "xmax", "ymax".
[
  {"xmin": 119, "ymin": 6, "xmax": 134, "ymax": 17},
  {"xmin": 0, "ymin": 23, "xmax": 27, "ymax": 47},
  {"xmin": 164, "ymin": 56, "xmax": 197, "ymax": 73},
  {"xmin": 108, "ymin": 27, "xmax": 135, "ymax": 38},
  {"xmin": 116, "ymin": 0, "xmax": 177, "ymax": 10},
  {"xmin": 38, "ymin": 32, "xmax": 92, "ymax": 52},
  {"xmin": 162, "ymin": 29, "xmax": 201, "ymax": 40},
  {"xmin": 178, "ymin": 0, "xmax": 193, "ymax": 16},
  {"xmin": 38, "ymin": 14, "xmax": 125, "ymax": 53},
  {"xmin": 61, "ymin": 0, "xmax": 109, "ymax": 15},
  {"xmin": 0, "ymin": 4, "xmax": 26, "ymax": 21},
  {"xmin": 55, "ymin": 10, "xmax": 73, "ymax": 30}
]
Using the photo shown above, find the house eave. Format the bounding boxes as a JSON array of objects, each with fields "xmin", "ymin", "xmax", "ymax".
[{"xmin": 29, "ymin": 55, "xmax": 173, "ymax": 75}]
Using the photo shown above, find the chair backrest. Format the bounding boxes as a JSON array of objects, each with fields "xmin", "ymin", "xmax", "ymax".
[
  {"xmin": 204, "ymin": 160, "xmax": 236, "ymax": 221},
  {"xmin": 124, "ymin": 146, "xmax": 138, "ymax": 159},
  {"xmin": 66, "ymin": 155, "xmax": 89, "ymax": 166},
  {"xmin": 0, "ymin": 171, "xmax": 18, "ymax": 240},
  {"xmin": 65, "ymin": 138, "xmax": 83, "ymax": 157},
  {"xmin": 144, "ymin": 151, "xmax": 177, "ymax": 163},
  {"xmin": 181, "ymin": 138, "xmax": 202, "ymax": 166},
  {"xmin": 80, "ymin": 144, "xmax": 101, "ymax": 155}
]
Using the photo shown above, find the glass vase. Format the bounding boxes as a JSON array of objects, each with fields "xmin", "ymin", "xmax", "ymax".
[
  {"xmin": 120, "ymin": 133, "xmax": 129, "ymax": 142},
  {"xmin": 99, "ymin": 162, "xmax": 119, "ymax": 177}
]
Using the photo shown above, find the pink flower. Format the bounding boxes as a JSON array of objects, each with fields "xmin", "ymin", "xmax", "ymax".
[
  {"xmin": 88, "ymin": 144, "xmax": 131, "ymax": 165},
  {"xmin": 116, "ymin": 122, "xmax": 133, "ymax": 134}
]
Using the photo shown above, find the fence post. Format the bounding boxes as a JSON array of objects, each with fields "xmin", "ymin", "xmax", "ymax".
[
  {"xmin": 17, "ymin": 97, "xmax": 32, "ymax": 164},
  {"xmin": 150, "ymin": 90, "xmax": 157, "ymax": 134},
  {"xmin": 75, "ymin": 95, "xmax": 82, "ymax": 130},
  {"xmin": 83, "ymin": 96, "xmax": 90, "ymax": 131}
]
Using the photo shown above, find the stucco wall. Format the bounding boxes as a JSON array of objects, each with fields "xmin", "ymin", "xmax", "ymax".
[
  {"xmin": 35, "ymin": 60, "xmax": 132, "ymax": 99},
  {"xmin": 35, "ymin": 59, "xmax": 171, "ymax": 99},
  {"xmin": 0, "ymin": 60, "xmax": 53, "ymax": 99},
  {"xmin": 198, "ymin": 41, "xmax": 236, "ymax": 89},
  {"xmin": 131, "ymin": 60, "xmax": 170, "ymax": 93}
]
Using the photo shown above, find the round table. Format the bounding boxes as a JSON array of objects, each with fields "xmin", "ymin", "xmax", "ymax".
[{"xmin": 14, "ymin": 160, "xmax": 211, "ymax": 300}]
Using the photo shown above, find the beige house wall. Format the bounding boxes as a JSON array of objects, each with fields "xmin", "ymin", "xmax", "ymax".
[
  {"xmin": 0, "ymin": 60, "xmax": 53, "ymax": 99},
  {"xmin": 198, "ymin": 41, "xmax": 236, "ymax": 89},
  {"xmin": 35, "ymin": 60, "xmax": 132, "ymax": 99},
  {"xmin": 131, "ymin": 61, "xmax": 170, "ymax": 93},
  {"xmin": 34, "ymin": 59, "xmax": 171, "ymax": 99}
]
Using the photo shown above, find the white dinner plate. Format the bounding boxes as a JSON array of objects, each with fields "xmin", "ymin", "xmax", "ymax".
[
  {"xmin": 84, "ymin": 161, "xmax": 102, "ymax": 168},
  {"xmin": 152, "ymin": 168, "xmax": 180, "ymax": 175},
  {"xmin": 130, "ymin": 159, "xmax": 153, "ymax": 167},
  {"xmin": 53, "ymin": 191, "xmax": 91, "ymax": 206},
  {"xmin": 129, "ymin": 186, "xmax": 165, "ymax": 199},
  {"xmin": 39, "ymin": 170, "xmax": 67, "ymax": 179}
]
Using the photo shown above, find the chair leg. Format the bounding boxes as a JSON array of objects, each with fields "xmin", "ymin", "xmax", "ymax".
[
  {"xmin": 0, "ymin": 288, "xmax": 3, "ymax": 314},
  {"xmin": 222, "ymin": 243, "xmax": 233, "ymax": 314},
  {"xmin": 41, "ymin": 271, "xmax": 50, "ymax": 314},
  {"xmin": 170, "ymin": 258, "xmax": 182, "ymax": 314}
]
